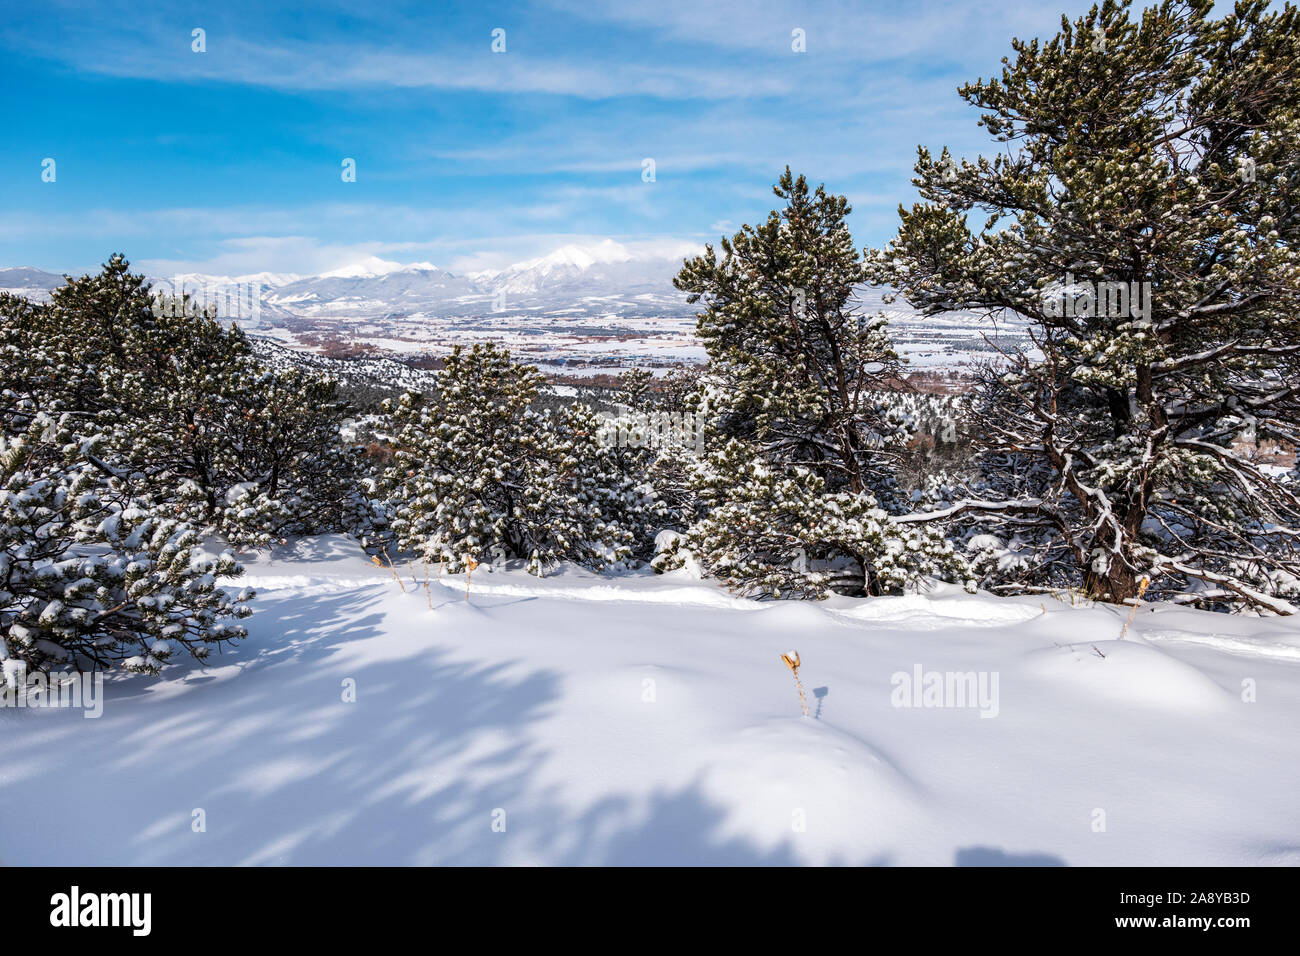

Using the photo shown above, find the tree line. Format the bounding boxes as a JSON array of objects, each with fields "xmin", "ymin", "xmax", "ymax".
[{"xmin": 1, "ymin": 0, "xmax": 1296, "ymax": 677}]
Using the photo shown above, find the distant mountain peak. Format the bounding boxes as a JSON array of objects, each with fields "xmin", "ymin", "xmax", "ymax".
[
  {"xmin": 319, "ymin": 257, "xmax": 439, "ymax": 280},
  {"xmin": 493, "ymin": 238, "xmax": 702, "ymax": 278},
  {"xmin": 0, "ymin": 238, "xmax": 707, "ymax": 320},
  {"xmin": 513, "ymin": 239, "xmax": 635, "ymax": 273},
  {"xmin": 0, "ymin": 266, "xmax": 67, "ymax": 302}
]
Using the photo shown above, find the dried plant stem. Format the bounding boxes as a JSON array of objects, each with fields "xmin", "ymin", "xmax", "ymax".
[
  {"xmin": 780, "ymin": 651, "xmax": 808, "ymax": 717},
  {"xmin": 1119, "ymin": 576, "xmax": 1152, "ymax": 640},
  {"xmin": 379, "ymin": 554, "xmax": 403, "ymax": 590},
  {"xmin": 373, "ymin": 548, "xmax": 405, "ymax": 592}
]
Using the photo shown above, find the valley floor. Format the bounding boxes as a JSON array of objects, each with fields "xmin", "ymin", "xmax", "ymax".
[{"xmin": 3, "ymin": 535, "xmax": 1299, "ymax": 866}]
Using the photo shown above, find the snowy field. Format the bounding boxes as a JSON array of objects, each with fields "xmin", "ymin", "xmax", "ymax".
[{"xmin": 2, "ymin": 535, "xmax": 1299, "ymax": 866}]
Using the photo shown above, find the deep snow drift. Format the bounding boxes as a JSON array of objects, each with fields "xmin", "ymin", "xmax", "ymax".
[{"xmin": 2, "ymin": 535, "xmax": 1298, "ymax": 866}]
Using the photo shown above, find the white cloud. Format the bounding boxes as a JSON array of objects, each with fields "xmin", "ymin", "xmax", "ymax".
[
  {"xmin": 14, "ymin": 24, "xmax": 796, "ymax": 101},
  {"xmin": 138, "ymin": 237, "xmax": 406, "ymax": 278},
  {"xmin": 136, "ymin": 232, "xmax": 705, "ymax": 278}
]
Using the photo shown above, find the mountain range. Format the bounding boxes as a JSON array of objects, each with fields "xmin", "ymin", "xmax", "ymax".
[{"xmin": 0, "ymin": 239, "xmax": 706, "ymax": 324}]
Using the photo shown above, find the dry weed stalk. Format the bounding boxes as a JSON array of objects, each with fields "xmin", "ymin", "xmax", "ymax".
[
  {"xmin": 781, "ymin": 650, "xmax": 808, "ymax": 717},
  {"xmin": 1118, "ymin": 575, "xmax": 1152, "ymax": 640},
  {"xmin": 371, "ymin": 550, "xmax": 405, "ymax": 592},
  {"xmin": 465, "ymin": 555, "xmax": 480, "ymax": 601}
]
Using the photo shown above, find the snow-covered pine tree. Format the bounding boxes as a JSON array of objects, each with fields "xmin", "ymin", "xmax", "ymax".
[
  {"xmin": 26, "ymin": 256, "xmax": 364, "ymax": 546},
  {"xmin": 868, "ymin": 0, "xmax": 1300, "ymax": 612},
  {"xmin": 0, "ymin": 291, "xmax": 101, "ymax": 433},
  {"xmin": 0, "ymin": 414, "xmax": 252, "ymax": 677},
  {"xmin": 612, "ymin": 368, "xmax": 656, "ymax": 408},
  {"xmin": 642, "ymin": 365, "xmax": 710, "ymax": 534},
  {"xmin": 212, "ymin": 366, "xmax": 368, "ymax": 545},
  {"xmin": 533, "ymin": 400, "xmax": 662, "ymax": 569},
  {"xmin": 379, "ymin": 343, "xmax": 657, "ymax": 574},
  {"xmin": 676, "ymin": 168, "xmax": 910, "ymax": 499},
  {"xmin": 659, "ymin": 438, "xmax": 965, "ymax": 598},
  {"xmin": 669, "ymin": 170, "xmax": 963, "ymax": 596}
]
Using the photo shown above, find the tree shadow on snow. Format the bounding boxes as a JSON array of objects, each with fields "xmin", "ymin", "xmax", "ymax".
[
  {"xmin": 0, "ymin": 586, "xmax": 850, "ymax": 866},
  {"xmin": 954, "ymin": 846, "xmax": 1068, "ymax": 867}
]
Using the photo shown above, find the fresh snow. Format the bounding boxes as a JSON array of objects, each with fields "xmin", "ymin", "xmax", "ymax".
[
  {"xmin": 318, "ymin": 257, "xmax": 437, "ymax": 279},
  {"xmin": 2, "ymin": 535, "xmax": 1298, "ymax": 866}
]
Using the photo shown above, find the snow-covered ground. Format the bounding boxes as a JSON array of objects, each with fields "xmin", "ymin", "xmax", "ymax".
[{"xmin": 3, "ymin": 536, "xmax": 1299, "ymax": 866}]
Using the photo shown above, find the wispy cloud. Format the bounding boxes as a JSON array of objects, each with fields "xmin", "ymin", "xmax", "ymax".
[{"xmin": 0, "ymin": 0, "xmax": 1074, "ymax": 274}]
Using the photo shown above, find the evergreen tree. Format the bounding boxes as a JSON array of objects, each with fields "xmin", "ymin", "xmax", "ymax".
[
  {"xmin": 870, "ymin": 0, "xmax": 1300, "ymax": 612},
  {"xmin": 669, "ymin": 171, "xmax": 962, "ymax": 596},
  {"xmin": 379, "ymin": 343, "xmax": 658, "ymax": 574},
  {"xmin": 676, "ymin": 168, "xmax": 910, "ymax": 498},
  {"xmin": 658, "ymin": 439, "xmax": 965, "ymax": 598},
  {"xmin": 12, "ymin": 256, "xmax": 365, "ymax": 546},
  {"xmin": 0, "ymin": 414, "xmax": 252, "ymax": 677}
]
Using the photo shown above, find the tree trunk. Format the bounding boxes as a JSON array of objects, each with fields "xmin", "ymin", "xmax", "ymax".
[{"xmin": 1083, "ymin": 559, "xmax": 1138, "ymax": 604}]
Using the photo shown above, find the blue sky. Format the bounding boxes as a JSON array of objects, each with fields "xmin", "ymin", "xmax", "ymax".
[{"xmin": 0, "ymin": 0, "xmax": 1075, "ymax": 276}]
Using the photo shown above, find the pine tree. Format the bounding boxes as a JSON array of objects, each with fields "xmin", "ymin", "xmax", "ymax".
[
  {"xmin": 669, "ymin": 171, "xmax": 961, "ymax": 596},
  {"xmin": 210, "ymin": 367, "xmax": 367, "ymax": 545},
  {"xmin": 676, "ymin": 168, "xmax": 910, "ymax": 499},
  {"xmin": 870, "ymin": 0, "xmax": 1300, "ymax": 612},
  {"xmin": 379, "ymin": 343, "xmax": 658, "ymax": 574},
  {"xmin": 658, "ymin": 439, "xmax": 965, "ymax": 598},
  {"xmin": 13, "ymin": 256, "xmax": 365, "ymax": 546},
  {"xmin": 602, "ymin": 367, "xmax": 706, "ymax": 530},
  {"xmin": 0, "ymin": 414, "xmax": 252, "ymax": 677}
]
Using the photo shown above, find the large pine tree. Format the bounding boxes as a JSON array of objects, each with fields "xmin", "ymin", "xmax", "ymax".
[
  {"xmin": 670, "ymin": 170, "xmax": 964, "ymax": 596},
  {"xmin": 870, "ymin": 0, "xmax": 1300, "ymax": 612},
  {"xmin": 21, "ymin": 255, "xmax": 364, "ymax": 545},
  {"xmin": 378, "ymin": 343, "xmax": 659, "ymax": 574},
  {"xmin": 677, "ymin": 168, "xmax": 909, "ymax": 498}
]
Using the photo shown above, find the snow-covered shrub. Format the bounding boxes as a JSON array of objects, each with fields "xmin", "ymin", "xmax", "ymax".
[
  {"xmin": 0, "ymin": 417, "xmax": 252, "ymax": 676},
  {"xmin": 5, "ymin": 256, "xmax": 368, "ymax": 547},
  {"xmin": 664, "ymin": 440, "xmax": 967, "ymax": 598},
  {"xmin": 378, "ymin": 343, "xmax": 662, "ymax": 575}
]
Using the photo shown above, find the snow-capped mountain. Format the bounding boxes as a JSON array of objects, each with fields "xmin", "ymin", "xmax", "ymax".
[
  {"xmin": 318, "ymin": 257, "xmax": 435, "ymax": 279},
  {"xmin": 0, "ymin": 241, "xmax": 707, "ymax": 321},
  {"xmin": 2, "ymin": 244, "xmax": 1014, "ymax": 340},
  {"xmin": 264, "ymin": 263, "xmax": 482, "ymax": 320},
  {"xmin": 0, "ymin": 266, "xmax": 66, "ymax": 302},
  {"xmin": 243, "ymin": 238, "xmax": 705, "ymax": 321},
  {"xmin": 0, "ymin": 240, "xmax": 710, "ymax": 329},
  {"xmin": 164, "ymin": 270, "xmax": 304, "ymax": 289},
  {"xmin": 1, "ymin": 248, "xmax": 1022, "ymax": 376},
  {"xmin": 478, "ymin": 239, "xmax": 701, "ymax": 310}
]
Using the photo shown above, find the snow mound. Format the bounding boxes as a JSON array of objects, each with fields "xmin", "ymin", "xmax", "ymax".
[
  {"xmin": 836, "ymin": 593, "xmax": 1043, "ymax": 629},
  {"xmin": 1143, "ymin": 628, "xmax": 1300, "ymax": 662},
  {"xmin": 1020, "ymin": 639, "xmax": 1234, "ymax": 712},
  {"xmin": 695, "ymin": 718, "xmax": 922, "ymax": 861}
]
